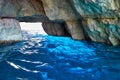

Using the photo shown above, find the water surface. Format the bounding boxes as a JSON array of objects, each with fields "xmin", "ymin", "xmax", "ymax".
[{"xmin": 0, "ymin": 33, "xmax": 120, "ymax": 80}]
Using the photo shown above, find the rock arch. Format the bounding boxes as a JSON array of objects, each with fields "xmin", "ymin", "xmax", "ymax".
[{"xmin": 0, "ymin": 0, "xmax": 120, "ymax": 45}]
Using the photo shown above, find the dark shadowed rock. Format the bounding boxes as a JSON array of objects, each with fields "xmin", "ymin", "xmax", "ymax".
[{"xmin": 42, "ymin": 21, "xmax": 70, "ymax": 36}]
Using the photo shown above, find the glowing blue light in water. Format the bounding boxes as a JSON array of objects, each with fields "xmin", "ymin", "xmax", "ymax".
[{"xmin": 0, "ymin": 28, "xmax": 120, "ymax": 80}]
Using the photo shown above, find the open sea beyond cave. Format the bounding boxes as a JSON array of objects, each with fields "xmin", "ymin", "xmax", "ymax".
[{"xmin": 0, "ymin": 32, "xmax": 120, "ymax": 80}]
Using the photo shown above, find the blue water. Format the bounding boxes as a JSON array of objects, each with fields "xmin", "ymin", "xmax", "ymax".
[{"xmin": 0, "ymin": 33, "xmax": 120, "ymax": 80}]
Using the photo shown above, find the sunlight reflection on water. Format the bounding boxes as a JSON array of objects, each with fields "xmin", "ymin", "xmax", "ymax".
[
  {"xmin": 20, "ymin": 22, "xmax": 47, "ymax": 36},
  {"xmin": 0, "ymin": 28, "xmax": 120, "ymax": 80}
]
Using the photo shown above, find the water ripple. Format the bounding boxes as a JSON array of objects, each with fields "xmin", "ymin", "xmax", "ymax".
[{"xmin": 0, "ymin": 35, "xmax": 120, "ymax": 80}]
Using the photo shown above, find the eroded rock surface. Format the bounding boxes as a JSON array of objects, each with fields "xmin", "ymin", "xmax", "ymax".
[
  {"xmin": 73, "ymin": 0, "xmax": 120, "ymax": 18},
  {"xmin": 0, "ymin": 0, "xmax": 45, "ymax": 17},
  {"xmin": 0, "ymin": 19, "xmax": 22, "ymax": 44},
  {"xmin": 82, "ymin": 18, "xmax": 120, "ymax": 45},
  {"xmin": 0, "ymin": 0, "xmax": 120, "ymax": 45},
  {"xmin": 41, "ymin": 0, "xmax": 85, "ymax": 40},
  {"xmin": 70, "ymin": 0, "xmax": 120, "ymax": 45},
  {"xmin": 42, "ymin": 21, "xmax": 70, "ymax": 36}
]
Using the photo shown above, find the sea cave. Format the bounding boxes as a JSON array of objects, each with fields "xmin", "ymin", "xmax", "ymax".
[{"xmin": 0, "ymin": 0, "xmax": 120, "ymax": 80}]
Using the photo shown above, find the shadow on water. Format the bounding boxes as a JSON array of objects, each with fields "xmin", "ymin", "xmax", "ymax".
[{"xmin": 0, "ymin": 31, "xmax": 120, "ymax": 80}]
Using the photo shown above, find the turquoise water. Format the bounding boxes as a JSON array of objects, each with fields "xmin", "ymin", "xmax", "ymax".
[{"xmin": 0, "ymin": 33, "xmax": 120, "ymax": 80}]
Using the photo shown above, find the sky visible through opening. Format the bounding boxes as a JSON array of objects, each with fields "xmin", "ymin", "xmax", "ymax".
[{"xmin": 20, "ymin": 22, "xmax": 47, "ymax": 35}]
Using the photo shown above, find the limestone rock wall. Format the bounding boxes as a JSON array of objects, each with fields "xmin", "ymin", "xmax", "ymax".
[
  {"xmin": 0, "ymin": 0, "xmax": 45, "ymax": 17},
  {"xmin": 41, "ymin": 0, "xmax": 120, "ymax": 45},
  {"xmin": 42, "ymin": 22, "xmax": 70, "ymax": 36},
  {"xmin": 0, "ymin": 0, "xmax": 48, "ymax": 22},
  {"xmin": 82, "ymin": 19, "xmax": 120, "ymax": 45},
  {"xmin": 0, "ymin": 0, "xmax": 120, "ymax": 45},
  {"xmin": 73, "ymin": 0, "xmax": 120, "ymax": 18},
  {"xmin": 72, "ymin": 0, "xmax": 120, "ymax": 45},
  {"xmin": 0, "ymin": 19, "xmax": 22, "ymax": 44},
  {"xmin": 41, "ymin": 0, "xmax": 85, "ymax": 40},
  {"xmin": 0, "ymin": 0, "xmax": 46, "ymax": 44}
]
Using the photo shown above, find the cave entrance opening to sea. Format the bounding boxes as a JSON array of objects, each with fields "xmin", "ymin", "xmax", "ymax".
[{"xmin": 20, "ymin": 22, "xmax": 47, "ymax": 36}]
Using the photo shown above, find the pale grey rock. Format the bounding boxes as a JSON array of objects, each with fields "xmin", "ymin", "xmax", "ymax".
[{"xmin": 0, "ymin": 19, "xmax": 22, "ymax": 44}]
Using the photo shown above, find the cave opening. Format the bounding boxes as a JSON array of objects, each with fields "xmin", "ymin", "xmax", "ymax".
[{"xmin": 20, "ymin": 22, "xmax": 47, "ymax": 37}]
